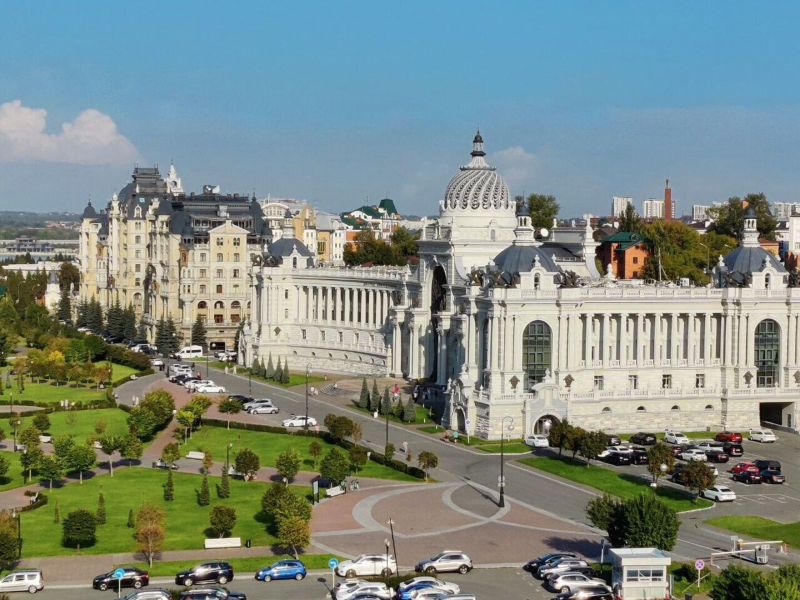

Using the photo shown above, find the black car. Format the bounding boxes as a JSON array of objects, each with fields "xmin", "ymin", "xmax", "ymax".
[
  {"xmin": 760, "ymin": 469, "xmax": 785, "ymax": 484},
  {"xmin": 605, "ymin": 435, "xmax": 622, "ymax": 446},
  {"xmin": 93, "ymin": 568, "xmax": 149, "ymax": 591},
  {"xmin": 630, "ymin": 432, "xmax": 657, "ymax": 446},
  {"xmin": 556, "ymin": 587, "xmax": 613, "ymax": 600},
  {"xmin": 605, "ymin": 453, "xmax": 631, "ymax": 466},
  {"xmin": 228, "ymin": 395, "xmax": 252, "ymax": 405},
  {"xmin": 104, "ymin": 335, "xmax": 125, "ymax": 344},
  {"xmin": 732, "ymin": 471, "xmax": 762, "ymax": 484},
  {"xmin": 630, "ymin": 447, "xmax": 649, "ymax": 465},
  {"xmin": 523, "ymin": 552, "xmax": 576, "ymax": 572},
  {"xmin": 180, "ymin": 587, "xmax": 246, "ymax": 600},
  {"xmin": 754, "ymin": 459, "xmax": 781, "ymax": 472},
  {"xmin": 722, "ymin": 442, "xmax": 744, "ymax": 457},
  {"xmin": 175, "ymin": 563, "xmax": 234, "ymax": 587}
]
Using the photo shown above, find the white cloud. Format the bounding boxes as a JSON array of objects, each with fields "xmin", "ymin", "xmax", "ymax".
[
  {"xmin": 490, "ymin": 145, "xmax": 540, "ymax": 191},
  {"xmin": 0, "ymin": 100, "xmax": 139, "ymax": 164}
]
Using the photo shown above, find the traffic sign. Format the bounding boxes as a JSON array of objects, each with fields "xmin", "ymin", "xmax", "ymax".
[
  {"xmin": 328, "ymin": 558, "xmax": 339, "ymax": 569},
  {"xmin": 695, "ymin": 559, "xmax": 705, "ymax": 571},
  {"xmin": 113, "ymin": 569, "xmax": 125, "ymax": 579}
]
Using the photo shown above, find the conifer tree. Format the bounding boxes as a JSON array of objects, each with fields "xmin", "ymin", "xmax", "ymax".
[
  {"xmin": 275, "ymin": 357, "xmax": 283, "ymax": 383},
  {"xmin": 251, "ymin": 357, "xmax": 262, "ymax": 377},
  {"xmin": 403, "ymin": 396, "xmax": 417, "ymax": 422},
  {"xmin": 282, "ymin": 358, "xmax": 290, "ymax": 384},
  {"xmin": 97, "ymin": 492, "xmax": 107, "ymax": 525},
  {"xmin": 163, "ymin": 469, "xmax": 174, "ymax": 501},
  {"xmin": 265, "ymin": 354, "xmax": 275, "ymax": 379},
  {"xmin": 123, "ymin": 304, "xmax": 137, "ymax": 341},
  {"xmin": 358, "ymin": 377, "xmax": 369, "ymax": 408},
  {"xmin": 191, "ymin": 315, "xmax": 207, "ymax": 350},
  {"xmin": 127, "ymin": 508, "xmax": 135, "ymax": 528},
  {"xmin": 219, "ymin": 466, "xmax": 230, "ymax": 499},
  {"xmin": 370, "ymin": 380, "xmax": 380, "ymax": 412},
  {"xmin": 380, "ymin": 386, "xmax": 392, "ymax": 415},
  {"xmin": 198, "ymin": 475, "xmax": 210, "ymax": 506},
  {"xmin": 57, "ymin": 287, "xmax": 72, "ymax": 324}
]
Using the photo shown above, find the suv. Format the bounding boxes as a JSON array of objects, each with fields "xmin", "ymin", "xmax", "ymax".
[
  {"xmin": 0, "ymin": 570, "xmax": 44, "ymax": 594},
  {"xmin": 180, "ymin": 588, "xmax": 246, "ymax": 600},
  {"xmin": 722, "ymin": 442, "xmax": 744, "ymax": 457},
  {"xmin": 122, "ymin": 591, "xmax": 171, "ymax": 600},
  {"xmin": 630, "ymin": 432, "xmax": 657, "ymax": 445},
  {"xmin": 415, "ymin": 551, "xmax": 473, "ymax": 575},
  {"xmin": 537, "ymin": 558, "xmax": 590, "ymax": 579},
  {"xmin": 175, "ymin": 563, "xmax": 234, "ymax": 586},
  {"xmin": 715, "ymin": 431, "xmax": 743, "ymax": 443},
  {"xmin": 754, "ymin": 459, "xmax": 781, "ymax": 472},
  {"xmin": 664, "ymin": 431, "xmax": 690, "ymax": 445},
  {"xmin": 93, "ymin": 567, "xmax": 149, "ymax": 591},
  {"xmin": 547, "ymin": 572, "xmax": 609, "ymax": 594},
  {"xmin": 336, "ymin": 554, "xmax": 397, "ymax": 578},
  {"xmin": 524, "ymin": 553, "xmax": 576, "ymax": 572}
]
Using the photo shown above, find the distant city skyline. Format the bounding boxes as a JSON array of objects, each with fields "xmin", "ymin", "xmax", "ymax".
[{"xmin": 3, "ymin": 2, "xmax": 800, "ymax": 217}]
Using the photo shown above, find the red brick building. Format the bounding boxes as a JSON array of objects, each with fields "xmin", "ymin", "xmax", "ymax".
[{"xmin": 598, "ymin": 232, "xmax": 651, "ymax": 279}]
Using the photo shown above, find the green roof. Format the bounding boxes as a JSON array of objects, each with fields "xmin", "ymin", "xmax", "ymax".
[
  {"xmin": 602, "ymin": 231, "xmax": 649, "ymax": 251},
  {"xmin": 378, "ymin": 198, "xmax": 398, "ymax": 216}
]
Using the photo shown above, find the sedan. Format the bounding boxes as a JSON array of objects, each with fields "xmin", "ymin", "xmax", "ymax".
[
  {"xmin": 282, "ymin": 416, "xmax": 317, "ymax": 428},
  {"xmin": 93, "ymin": 567, "xmax": 149, "ymax": 591},
  {"xmin": 254, "ymin": 559, "xmax": 306, "ymax": 582},
  {"xmin": 524, "ymin": 435, "xmax": 549, "ymax": 448},
  {"xmin": 760, "ymin": 470, "xmax": 786, "ymax": 484},
  {"xmin": 151, "ymin": 459, "xmax": 179, "ymax": 470},
  {"xmin": 151, "ymin": 359, "xmax": 164, "ymax": 367},
  {"xmin": 248, "ymin": 404, "xmax": 280, "ymax": 415},
  {"xmin": 750, "ymin": 429, "xmax": 778, "ymax": 443},
  {"xmin": 604, "ymin": 452, "xmax": 631, "ymax": 466},
  {"xmin": 332, "ymin": 581, "xmax": 393, "ymax": 600},
  {"xmin": 715, "ymin": 431, "xmax": 743, "ymax": 443},
  {"xmin": 397, "ymin": 577, "xmax": 454, "ymax": 593},
  {"xmin": 630, "ymin": 432, "xmax": 657, "ymax": 445},
  {"xmin": 523, "ymin": 553, "xmax": 577, "ymax": 572},
  {"xmin": 705, "ymin": 450, "xmax": 730, "ymax": 464},
  {"xmin": 629, "ymin": 448, "xmax": 649, "ymax": 465},
  {"xmin": 700, "ymin": 485, "xmax": 737, "ymax": 502},
  {"xmin": 186, "ymin": 380, "xmax": 213, "ymax": 391},
  {"xmin": 243, "ymin": 399, "xmax": 275, "ymax": 410},
  {"xmin": 731, "ymin": 462, "xmax": 759, "ymax": 475},
  {"xmin": 679, "ymin": 448, "xmax": 708, "ymax": 462},
  {"xmin": 195, "ymin": 384, "xmax": 226, "ymax": 394},
  {"xmin": 180, "ymin": 588, "xmax": 246, "ymax": 600},
  {"xmin": 555, "ymin": 588, "xmax": 613, "ymax": 600},
  {"xmin": 732, "ymin": 471, "xmax": 762, "ymax": 484},
  {"xmin": 397, "ymin": 580, "xmax": 459, "ymax": 600},
  {"xmin": 536, "ymin": 558, "xmax": 589, "ymax": 579}
]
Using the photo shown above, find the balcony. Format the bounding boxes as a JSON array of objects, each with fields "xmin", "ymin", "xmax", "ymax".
[{"xmin": 725, "ymin": 386, "xmax": 799, "ymax": 398}]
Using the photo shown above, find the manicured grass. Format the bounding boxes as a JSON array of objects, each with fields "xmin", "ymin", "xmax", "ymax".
[
  {"xmin": 350, "ymin": 403, "xmax": 432, "ymax": 425},
  {"xmin": 207, "ymin": 362, "xmax": 326, "ymax": 388},
  {"xmin": 0, "ymin": 450, "xmax": 29, "ymax": 491},
  {"xmin": 477, "ymin": 443, "xmax": 532, "ymax": 454},
  {"xmin": 705, "ymin": 515, "xmax": 800, "ymax": 548},
  {"xmin": 417, "ymin": 426, "xmax": 522, "ymax": 447},
  {"xmin": 20, "ymin": 467, "xmax": 310, "ymax": 557},
  {"xmin": 188, "ymin": 425, "xmax": 419, "ymax": 482},
  {"xmin": 7, "ymin": 408, "xmax": 130, "ymax": 441},
  {"xmin": 123, "ymin": 554, "xmax": 344, "ymax": 576},
  {"xmin": 519, "ymin": 455, "xmax": 711, "ymax": 512}
]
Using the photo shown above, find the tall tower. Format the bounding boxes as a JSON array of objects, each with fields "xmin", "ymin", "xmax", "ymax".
[{"xmin": 664, "ymin": 178, "xmax": 673, "ymax": 222}]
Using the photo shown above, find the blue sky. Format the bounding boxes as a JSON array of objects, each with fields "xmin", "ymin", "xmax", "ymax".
[{"xmin": 2, "ymin": 2, "xmax": 800, "ymax": 217}]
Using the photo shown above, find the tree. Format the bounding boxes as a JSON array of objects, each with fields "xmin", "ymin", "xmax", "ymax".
[
  {"xmin": 57, "ymin": 287, "xmax": 72, "ymax": 324},
  {"xmin": 282, "ymin": 358, "xmax": 291, "ymax": 384},
  {"xmin": 380, "ymin": 386, "xmax": 392, "ymax": 415},
  {"xmin": 548, "ymin": 419, "xmax": 571, "ymax": 456},
  {"xmin": 32, "ymin": 413, "xmax": 50, "ymax": 432},
  {"xmin": 120, "ymin": 435, "xmax": 143, "ymax": 467},
  {"xmin": 217, "ymin": 398, "xmax": 241, "ymax": 429},
  {"xmin": 209, "ymin": 505, "xmax": 236, "ymax": 538},
  {"xmin": 319, "ymin": 448, "xmax": 349, "ymax": 483},
  {"xmin": 417, "ymin": 451, "xmax": 438, "ymax": 481},
  {"xmin": 579, "ymin": 430, "xmax": 607, "ymax": 465},
  {"xmin": 161, "ymin": 443, "xmax": 181, "ymax": 464},
  {"xmin": 709, "ymin": 193, "xmax": 777, "ymax": 241},
  {"xmin": 585, "ymin": 494, "xmax": 620, "ymax": 533},
  {"xmin": 711, "ymin": 564, "xmax": 768, "ymax": 600},
  {"xmin": 384, "ymin": 443, "xmax": 395, "ymax": 462},
  {"xmin": 202, "ymin": 450, "xmax": 213, "ymax": 475},
  {"xmin": 349, "ymin": 445, "xmax": 368, "ymax": 472},
  {"xmin": 351, "ymin": 422, "xmax": 363, "ymax": 445},
  {"xmin": 96, "ymin": 492, "xmax": 106, "ymax": 525},
  {"xmin": 646, "ymin": 443, "xmax": 675, "ymax": 484},
  {"xmin": 127, "ymin": 406, "xmax": 158, "ymax": 440},
  {"xmin": 517, "ymin": 193, "xmax": 560, "ymax": 230},
  {"xmin": 98, "ymin": 434, "xmax": 121, "ymax": 477},
  {"xmin": 69, "ymin": 444, "xmax": 96, "ymax": 484},
  {"xmin": 163, "ymin": 469, "xmax": 175, "ymax": 501},
  {"xmin": 134, "ymin": 504, "xmax": 165, "ymax": 568},
  {"xmin": 585, "ymin": 493, "xmax": 679, "ymax": 551},
  {"xmin": 62, "ymin": 509, "xmax": 97, "ymax": 550},
  {"xmin": 0, "ymin": 454, "xmax": 8, "ymax": 480},
  {"xmin": 681, "ymin": 461, "xmax": 716, "ymax": 499},
  {"xmin": 20, "ymin": 446, "xmax": 43, "ymax": 483},
  {"xmin": 308, "ymin": 440, "xmax": 322, "ymax": 469},
  {"xmin": 370, "ymin": 380, "xmax": 380, "ymax": 412},
  {"xmin": 198, "ymin": 476, "xmax": 210, "ymax": 506},
  {"xmin": 0, "ymin": 512, "xmax": 20, "ymax": 566},
  {"xmin": 274, "ymin": 357, "xmax": 283, "ymax": 383},
  {"xmin": 358, "ymin": 377, "xmax": 369, "ymax": 408},
  {"xmin": 190, "ymin": 315, "xmax": 207, "ymax": 350},
  {"xmin": 53, "ymin": 499, "xmax": 60, "ymax": 524},
  {"xmin": 251, "ymin": 357, "xmax": 262, "ymax": 378},
  {"xmin": 403, "ymin": 396, "xmax": 416, "ymax": 423},
  {"xmin": 564, "ymin": 426, "xmax": 586, "ymax": 460},
  {"xmin": 37, "ymin": 455, "xmax": 63, "ymax": 490},
  {"xmin": 618, "ymin": 203, "xmax": 643, "ymax": 234},
  {"xmin": 127, "ymin": 508, "xmax": 135, "ymax": 528},
  {"xmin": 277, "ymin": 516, "xmax": 310, "ymax": 560},
  {"xmin": 265, "ymin": 354, "xmax": 274, "ymax": 379},
  {"xmin": 234, "ymin": 448, "xmax": 260, "ymax": 480},
  {"xmin": 19, "ymin": 425, "xmax": 41, "ymax": 453},
  {"xmin": 328, "ymin": 416, "xmax": 355, "ymax": 442},
  {"xmin": 276, "ymin": 449, "xmax": 300, "ymax": 483},
  {"xmin": 219, "ymin": 465, "xmax": 230, "ymax": 499}
]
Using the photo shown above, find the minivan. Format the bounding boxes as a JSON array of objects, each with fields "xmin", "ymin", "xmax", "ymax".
[
  {"xmin": 172, "ymin": 345, "xmax": 204, "ymax": 359},
  {"xmin": 0, "ymin": 569, "xmax": 44, "ymax": 594}
]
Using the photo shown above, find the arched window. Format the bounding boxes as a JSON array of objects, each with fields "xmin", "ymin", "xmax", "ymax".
[
  {"xmin": 135, "ymin": 235, "xmax": 141, "ymax": 244},
  {"xmin": 671, "ymin": 405, "xmax": 680, "ymax": 411},
  {"xmin": 133, "ymin": 293, "xmax": 143, "ymax": 311},
  {"xmin": 705, "ymin": 404, "xmax": 714, "ymax": 411},
  {"xmin": 198, "ymin": 301, "xmax": 208, "ymax": 309},
  {"xmin": 522, "ymin": 320, "xmax": 552, "ymax": 389},
  {"xmin": 216, "ymin": 253, "xmax": 223, "ymax": 262},
  {"xmin": 755, "ymin": 319, "xmax": 780, "ymax": 387},
  {"xmin": 636, "ymin": 406, "xmax": 646, "ymax": 412},
  {"xmin": 534, "ymin": 274, "xmax": 540, "ymax": 290},
  {"xmin": 233, "ymin": 253, "xmax": 240, "ymax": 262},
  {"xmin": 602, "ymin": 407, "xmax": 612, "ymax": 413},
  {"xmin": 765, "ymin": 273, "xmax": 771, "ymax": 289},
  {"xmin": 214, "ymin": 301, "xmax": 225, "ymax": 310},
  {"xmin": 231, "ymin": 301, "xmax": 241, "ymax": 310}
]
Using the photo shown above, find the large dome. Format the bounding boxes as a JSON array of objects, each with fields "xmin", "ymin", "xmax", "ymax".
[{"xmin": 442, "ymin": 131, "xmax": 511, "ymax": 212}]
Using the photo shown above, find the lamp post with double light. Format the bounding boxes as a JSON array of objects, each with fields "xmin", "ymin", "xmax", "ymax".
[{"xmin": 499, "ymin": 416, "xmax": 514, "ymax": 508}]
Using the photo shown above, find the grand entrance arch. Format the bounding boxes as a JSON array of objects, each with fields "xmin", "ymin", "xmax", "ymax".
[
  {"xmin": 534, "ymin": 414, "xmax": 561, "ymax": 435},
  {"xmin": 430, "ymin": 265, "xmax": 447, "ymax": 381}
]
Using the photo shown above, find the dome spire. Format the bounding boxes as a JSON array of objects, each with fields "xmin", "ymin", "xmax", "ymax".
[
  {"xmin": 471, "ymin": 128, "xmax": 485, "ymax": 157},
  {"xmin": 464, "ymin": 129, "xmax": 492, "ymax": 170}
]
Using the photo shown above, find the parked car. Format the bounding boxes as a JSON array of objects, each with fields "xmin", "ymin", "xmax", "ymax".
[
  {"xmin": 731, "ymin": 462, "xmax": 759, "ymax": 475},
  {"xmin": 243, "ymin": 398, "xmax": 273, "ymax": 410},
  {"xmin": 195, "ymin": 384, "xmax": 226, "ymax": 394},
  {"xmin": 397, "ymin": 577, "xmax": 456, "ymax": 593},
  {"xmin": 228, "ymin": 395, "xmax": 252, "ymax": 405},
  {"xmin": 537, "ymin": 558, "xmax": 591, "ymax": 580},
  {"xmin": 630, "ymin": 432, "xmax": 657, "ymax": 445},
  {"xmin": 671, "ymin": 463, "xmax": 718, "ymax": 484},
  {"xmin": 396, "ymin": 579, "xmax": 459, "ymax": 600},
  {"xmin": 180, "ymin": 588, "xmax": 246, "ymax": 600},
  {"xmin": 174, "ymin": 562, "xmax": 234, "ymax": 586},
  {"xmin": 415, "ymin": 551, "xmax": 473, "ymax": 575},
  {"xmin": 122, "ymin": 590, "xmax": 171, "ymax": 600},
  {"xmin": 704, "ymin": 449, "xmax": 730, "ymax": 463},
  {"xmin": 523, "ymin": 553, "xmax": 577, "ymax": 572},
  {"xmin": 0, "ymin": 569, "xmax": 44, "ymax": 594},
  {"xmin": 524, "ymin": 434, "xmax": 549, "ymax": 448},
  {"xmin": 151, "ymin": 459, "xmax": 179, "ymax": 470},
  {"xmin": 254, "ymin": 560, "xmax": 306, "ymax": 581},
  {"xmin": 185, "ymin": 379, "xmax": 213, "ymax": 391},
  {"xmin": 715, "ymin": 431, "xmax": 743, "ymax": 443},
  {"xmin": 151, "ymin": 359, "xmax": 164, "ymax": 367},
  {"xmin": 722, "ymin": 442, "xmax": 744, "ymax": 457},
  {"xmin": 332, "ymin": 580, "xmax": 392, "ymax": 600},
  {"xmin": 604, "ymin": 452, "xmax": 632, "ymax": 466},
  {"xmin": 282, "ymin": 415, "xmax": 318, "ymax": 428},
  {"xmin": 664, "ymin": 431, "xmax": 690, "ymax": 445},
  {"xmin": 555, "ymin": 586, "xmax": 614, "ymax": 600},
  {"xmin": 669, "ymin": 444, "xmax": 688, "ymax": 457},
  {"xmin": 679, "ymin": 448, "xmax": 708, "ymax": 462},
  {"xmin": 605, "ymin": 434, "xmax": 622, "ymax": 446},
  {"xmin": 732, "ymin": 471, "xmax": 762, "ymax": 484},
  {"xmin": 547, "ymin": 573, "xmax": 609, "ymax": 594},
  {"xmin": 750, "ymin": 429, "xmax": 778, "ymax": 443},
  {"xmin": 598, "ymin": 446, "xmax": 631, "ymax": 460},
  {"xmin": 336, "ymin": 554, "xmax": 397, "ymax": 578},
  {"xmin": 700, "ymin": 485, "xmax": 737, "ymax": 502},
  {"xmin": 760, "ymin": 470, "xmax": 786, "ymax": 484},
  {"xmin": 629, "ymin": 447, "xmax": 649, "ymax": 465},
  {"xmin": 248, "ymin": 404, "xmax": 279, "ymax": 415},
  {"xmin": 754, "ymin": 459, "xmax": 781, "ymax": 472}
]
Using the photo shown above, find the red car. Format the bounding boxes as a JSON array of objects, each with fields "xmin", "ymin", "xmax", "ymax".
[
  {"xmin": 731, "ymin": 462, "xmax": 759, "ymax": 475},
  {"xmin": 715, "ymin": 432, "xmax": 743, "ymax": 443}
]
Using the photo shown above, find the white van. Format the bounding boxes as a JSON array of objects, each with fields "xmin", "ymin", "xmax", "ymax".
[
  {"xmin": 171, "ymin": 345, "xmax": 204, "ymax": 359},
  {"xmin": 0, "ymin": 569, "xmax": 44, "ymax": 594}
]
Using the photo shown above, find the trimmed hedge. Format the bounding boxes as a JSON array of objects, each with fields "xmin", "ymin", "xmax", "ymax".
[{"xmin": 19, "ymin": 491, "xmax": 48, "ymax": 512}]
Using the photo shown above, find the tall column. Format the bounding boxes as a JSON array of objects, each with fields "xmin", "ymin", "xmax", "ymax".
[
  {"xmin": 724, "ymin": 313, "xmax": 733, "ymax": 366},
  {"xmin": 669, "ymin": 313, "xmax": 678, "ymax": 362},
  {"xmin": 360, "ymin": 290, "xmax": 367, "ymax": 325},
  {"xmin": 794, "ymin": 314, "xmax": 800, "ymax": 367},
  {"xmin": 705, "ymin": 313, "xmax": 714, "ymax": 362},
  {"xmin": 584, "ymin": 314, "xmax": 592, "ymax": 365},
  {"xmin": 438, "ymin": 324, "xmax": 448, "ymax": 385},
  {"xmin": 637, "ymin": 313, "xmax": 646, "ymax": 362},
  {"xmin": 408, "ymin": 323, "xmax": 416, "ymax": 377},
  {"xmin": 687, "ymin": 313, "xmax": 696, "ymax": 364},
  {"xmin": 344, "ymin": 288, "xmax": 351, "ymax": 324},
  {"xmin": 371, "ymin": 289, "xmax": 377, "ymax": 326},
  {"xmin": 620, "ymin": 314, "xmax": 628, "ymax": 364},
  {"xmin": 565, "ymin": 314, "xmax": 574, "ymax": 370},
  {"xmin": 784, "ymin": 313, "xmax": 792, "ymax": 368},
  {"xmin": 392, "ymin": 318, "xmax": 402, "ymax": 375},
  {"xmin": 737, "ymin": 314, "xmax": 746, "ymax": 366},
  {"xmin": 602, "ymin": 313, "xmax": 610, "ymax": 366},
  {"xmin": 327, "ymin": 287, "xmax": 334, "ymax": 324},
  {"xmin": 654, "ymin": 313, "xmax": 662, "ymax": 364}
]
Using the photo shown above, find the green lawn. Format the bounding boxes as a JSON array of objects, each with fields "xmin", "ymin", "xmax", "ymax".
[
  {"xmin": 417, "ymin": 426, "xmax": 522, "ymax": 447},
  {"xmin": 206, "ymin": 362, "xmax": 326, "ymax": 388},
  {"xmin": 478, "ymin": 443, "xmax": 532, "ymax": 454},
  {"xmin": 519, "ymin": 455, "xmax": 711, "ymax": 512},
  {"xmin": 8, "ymin": 408, "xmax": 130, "ymax": 440},
  {"xmin": 350, "ymin": 404, "xmax": 432, "ymax": 425},
  {"xmin": 0, "ymin": 450, "xmax": 28, "ymax": 491},
  {"xmin": 188, "ymin": 426, "xmax": 419, "ymax": 482},
  {"xmin": 705, "ymin": 515, "xmax": 800, "ymax": 547},
  {"xmin": 123, "ymin": 554, "xmax": 344, "ymax": 576},
  {"xmin": 20, "ymin": 467, "xmax": 309, "ymax": 557}
]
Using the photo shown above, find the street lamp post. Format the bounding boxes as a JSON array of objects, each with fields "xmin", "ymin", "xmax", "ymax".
[
  {"xmin": 384, "ymin": 539, "xmax": 390, "ymax": 584},
  {"xmin": 11, "ymin": 509, "xmax": 20, "ymax": 558},
  {"xmin": 226, "ymin": 442, "xmax": 233, "ymax": 470},
  {"xmin": 385, "ymin": 404, "xmax": 390, "ymax": 448},
  {"xmin": 388, "ymin": 518, "xmax": 397, "ymax": 569},
  {"xmin": 305, "ymin": 364, "xmax": 312, "ymax": 430},
  {"xmin": 499, "ymin": 416, "xmax": 515, "ymax": 508}
]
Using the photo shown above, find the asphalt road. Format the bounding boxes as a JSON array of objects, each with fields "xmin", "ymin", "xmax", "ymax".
[{"xmin": 35, "ymin": 567, "xmax": 550, "ymax": 600}]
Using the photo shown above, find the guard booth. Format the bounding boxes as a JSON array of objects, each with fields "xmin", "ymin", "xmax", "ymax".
[{"xmin": 610, "ymin": 548, "xmax": 671, "ymax": 599}]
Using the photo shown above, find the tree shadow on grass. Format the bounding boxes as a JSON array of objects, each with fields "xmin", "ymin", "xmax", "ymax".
[{"xmin": 618, "ymin": 473, "xmax": 696, "ymax": 502}]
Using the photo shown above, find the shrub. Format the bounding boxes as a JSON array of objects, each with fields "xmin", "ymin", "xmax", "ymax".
[
  {"xmin": 208, "ymin": 505, "xmax": 236, "ymax": 538},
  {"xmin": 62, "ymin": 509, "xmax": 97, "ymax": 550}
]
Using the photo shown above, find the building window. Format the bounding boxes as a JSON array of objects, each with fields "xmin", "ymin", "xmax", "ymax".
[
  {"xmin": 301, "ymin": 329, "xmax": 307, "ymax": 340},
  {"xmin": 216, "ymin": 253, "xmax": 223, "ymax": 262},
  {"xmin": 135, "ymin": 264, "xmax": 141, "ymax": 273},
  {"xmin": 216, "ymin": 269, "xmax": 223, "ymax": 278},
  {"xmin": 233, "ymin": 284, "xmax": 239, "ymax": 294},
  {"xmin": 200, "ymin": 253, "xmax": 206, "ymax": 262},
  {"xmin": 338, "ymin": 331, "xmax": 343, "ymax": 342},
  {"xmin": 135, "ymin": 250, "xmax": 141, "ymax": 258},
  {"xmin": 662, "ymin": 374, "xmax": 672, "ymax": 389},
  {"xmin": 200, "ymin": 285, "xmax": 206, "ymax": 293},
  {"xmin": 135, "ymin": 235, "xmax": 141, "ymax": 244},
  {"xmin": 317, "ymin": 241, "xmax": 326, "ymax": 254},
  {"xmin": 522, "ymin": 320, "xmax": 552, "ymax": 389},
  {"xmin": 321, "ymin": 331, "xmax": 326, "ymax": 341},
  {"xmin": 233, "ymin": 269, "xmax": 240, "ymax": 278},
  {"xmin": 292, "ymin": 257, "xmax": 298, "ymax": 268},
  {"xmin": 696, "ymin": 373, "xmax": 705, "ymax": 388},
  {"xmin": 233, "ymin": 253, "xmax": 240, "ymax": 262},
  {"xmin": 135, "ymin": 222, "xmax": 142, "ymax": 231},
  {"xmin": 216, "ymin": 284, "xmax": 223, "ymax": 294},
  {"xmin": 671, "ymin": 405, "xmax": 680, "ymax": 411},
  {"xmin": 633, "ymin": 256, "xmax": 639, "ymax": 265},
  {"xmin": 216, "ymin": 238, "xmax": 224, "ymax": 246},
  {"xmin": 636, "ymin": 406, "xmax": 646, "ymax": 412},
  {"xmin": 200, "ymin": 269, "xmax": 207, "ymax": 278},
  {"xmin": 214, "ymin": 314, "xmax": 223, "ymax": 324},
  {"xmin": 627, "ymin": 375, "xmax": 638, "ymax": 390},
  {"xmin": 233, "ymin": 237, "xmax": 241, "ymax": 246},
  {"xmin": 231, "ymin": 314, "xmax": 240, "ymax": 323},
  {"xmin": 284, "ymin": 308, "xmax": 289, "ymax": 318},
  {"xmin": 593, "ymin": 376, "xmax": 604, "ymax": 390},
  {"xmin": 284, "ymin": 290, "xmax": 289, "ymax": 299},
  {"xmin": 755, "ymin": 319, "xmax": 780, "ymax": 387},
  {"xmin": 135, "ymin": 278, "xmax": 141, "ymax": 286}
]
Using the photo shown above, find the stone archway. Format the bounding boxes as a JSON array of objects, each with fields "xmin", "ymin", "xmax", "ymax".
[{"xmin": 534, "ymin": 414, "xmax": 561, "ymax": 435}]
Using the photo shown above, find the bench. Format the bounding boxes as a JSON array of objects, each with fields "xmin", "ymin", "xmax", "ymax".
[
  {"xmin": 186, "ymin": 451, "xmax": 206, "ymax": 460},
  {"xmin": 326, "ymin": 486, "xmax": 346, "ymax": 498},
  {"xmin": 204, "ymin": 537, "xmax": 241, "ymax": 550},
  {"xmin": 227, "ymin": 466, "xmax": 244, "ymax": 478},
  {"xmin": 39, "ymin": 435, "xmax": 52, "ymax": 444}
]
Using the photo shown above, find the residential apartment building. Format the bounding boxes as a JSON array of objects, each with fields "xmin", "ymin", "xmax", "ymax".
[
  {"xmin": 642, "ymin": 198, "xmax": 665, "ymax": 219},
  {"xmin": 611, "ymin": 196, "xmax": 633, "ymax": 218}
]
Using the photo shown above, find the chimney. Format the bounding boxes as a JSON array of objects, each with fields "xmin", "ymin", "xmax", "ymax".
[{"xmin": 664, "ymin": 178, "xmax": 672, "ymax": 222}]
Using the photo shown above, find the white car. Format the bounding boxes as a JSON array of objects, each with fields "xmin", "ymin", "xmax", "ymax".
[
  {"xmin": 335, "ymin": 554, "xmax": 397, "ymax": 578},
  {"xmin": 679, "ymin": 448, "xmax": 708, "ymax": 462},
  {"xmin": 185, "ymin": 379, "xmax": 213, "ymax": 391},
  {"xmin": 701, "ymin": 485, "xmax": 737, "ymax": 502},
  {"xmin": 333, "ymin": 580, "xmax": 393, "ymax": 600},
  {"xmin": 282, "ymin": 415, "xmax": 317, "ymax": 428},
  {"xmin": 598, "ymin": 445, "xmax": 631, "ymax": 459},
  {"xmin": 695, "ymin": 442, "xmax": 723, "ymax": 452},
  {"xmin": 195, "ymin": 384, "xmax": 226, "ymax": 394},
  {"xmin": 665, "ymin": 431, "xmax": 690, "ymax": 445},
  {"xmin": 249, "ymin": 404, "xmax": 279, "ymax": 415},
  {"xmin": 151, "ymin": 358, "xmax": 164, "ymax": 367},
  {"xmin": 750, "ymin": 429, "xmax": 778, "ymax": 443},
  {"xmin": 243, "ymin": 398, "xmax": 274, "ymax": 410},
  {"xmin": 524, "ymin": 435, "xmax": 549, "ymax": 448},
  {"xmin": 398, "ymin": 578, "xmax": 452, "ymax": 593}
]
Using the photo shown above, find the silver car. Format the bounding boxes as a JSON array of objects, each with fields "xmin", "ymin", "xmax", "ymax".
[
  {"xmin": 536, "ymin": 558, "xmax": 590, "ymax": 579},
  {"xmin": 415, "ymin": 551, "xmax": 473, "ymax": 575},
  {"xmin": 547, "ymin": 572, "xmax": 609, "ymax": 594},
  {"xmin": 0, "ymin": 570, "xmax": 44, "ymax": 594}
]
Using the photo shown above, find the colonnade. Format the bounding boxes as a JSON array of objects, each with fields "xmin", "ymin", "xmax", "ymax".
[{"xmin": 298, "ymin": 285, "xmax": 392, "ymax": 329}]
